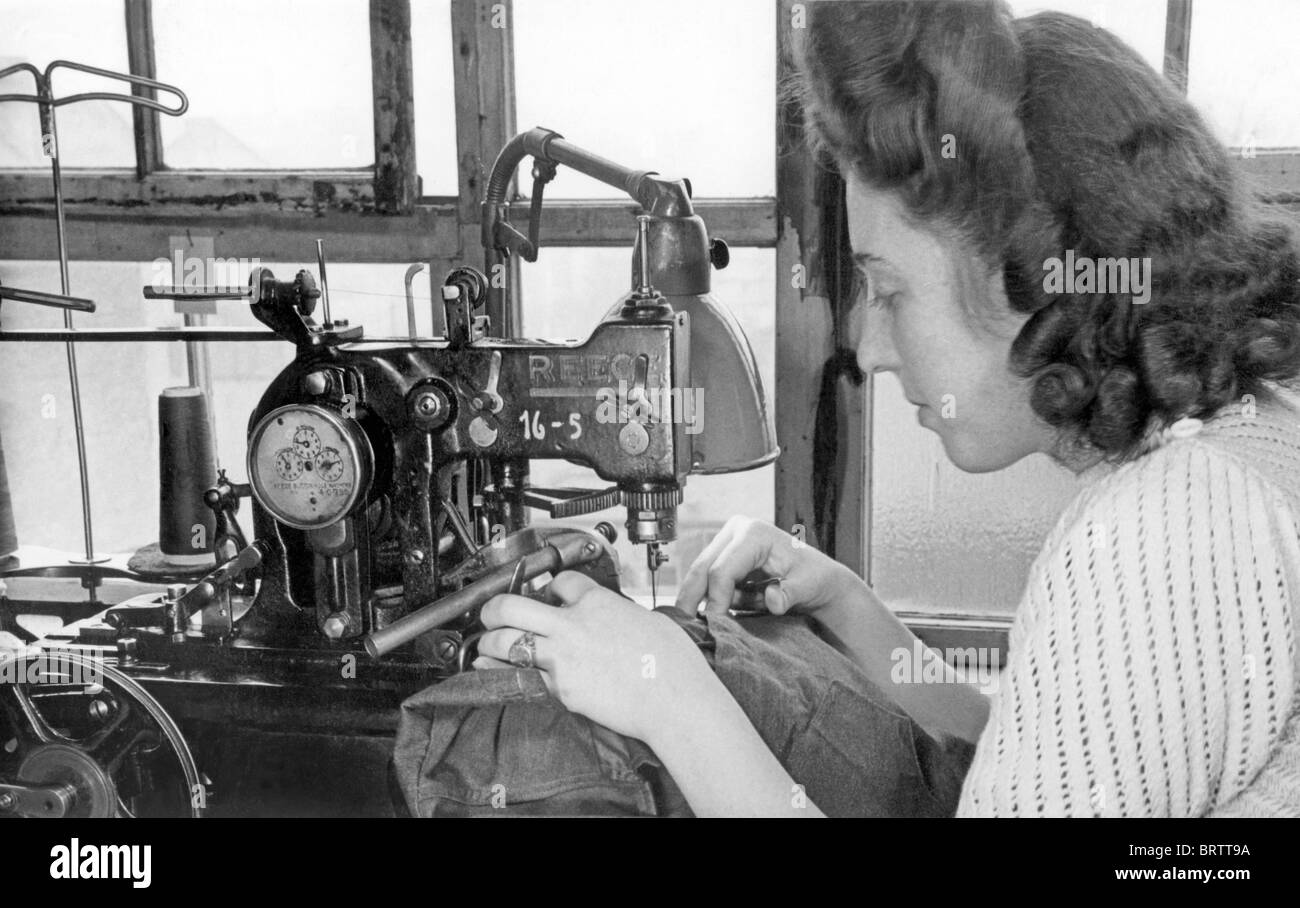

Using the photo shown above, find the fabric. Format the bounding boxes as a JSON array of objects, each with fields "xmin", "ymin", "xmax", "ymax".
[
  {"xmin": 958, "ymin": 392, "xmax": 1300, "ymax": 817},
  {"xmin": 393, "ymin": 609, "xmax": 973, "ymax": 817}
]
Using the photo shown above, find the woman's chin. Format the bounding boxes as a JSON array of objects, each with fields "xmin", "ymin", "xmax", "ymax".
[{"xmin": 933, "ymin": 424, "xmax": 1030, "ymax": 474}]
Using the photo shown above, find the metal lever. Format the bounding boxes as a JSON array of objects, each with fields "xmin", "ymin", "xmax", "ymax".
[
  {"xmin": 364, "ymin": 529, "xmax": 606, "ymax": 658},
  {"xmin": 520, "ymin": 486, "xmax": 622, "ymax": 519},
  {"xmin": 315, "ymin": 239, "xmax": 333, "ymax": 327},
  {"xmin": 404, "ymin": 263, "xmax": 427, "ymax": 339},
  {"xmin": 143, "ymin": 286, "xmax": 251, "ymax": 301},
  {"xmin": 0, "ymin": 282, "xmax": 95, "ymax": 313}
]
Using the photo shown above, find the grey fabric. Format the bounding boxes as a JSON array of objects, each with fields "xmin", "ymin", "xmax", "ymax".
[{"xmin": 393, "ymin": 607, "xmax": 973, "ymax": 817}]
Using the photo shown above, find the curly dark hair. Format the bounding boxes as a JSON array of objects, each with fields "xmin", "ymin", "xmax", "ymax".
[{"xmin": 796, "ymin": 0, "xmax": 1300, "ymax": 459}]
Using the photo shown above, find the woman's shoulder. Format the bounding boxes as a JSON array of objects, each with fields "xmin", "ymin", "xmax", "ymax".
[
  {"xmin": 1062, "ymin": 388, "xmax": 1300, "ymax": 539},
  {"xmin": 1020, "ymin": 386, "xmax": 1300, "ymax": 672}
]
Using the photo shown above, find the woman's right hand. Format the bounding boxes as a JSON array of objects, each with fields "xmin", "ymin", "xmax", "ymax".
[{"xmin": 674, "ymin": 517, "xmax": 857, "ymax": 618}]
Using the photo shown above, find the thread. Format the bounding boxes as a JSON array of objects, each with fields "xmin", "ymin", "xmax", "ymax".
[
  {"xmin": 0, "ymin": 425, "xmax": 16, "ymax": 556},
  {"xmin": 158, "ymin": 387, "xmax": 217, "ymax": 558}
]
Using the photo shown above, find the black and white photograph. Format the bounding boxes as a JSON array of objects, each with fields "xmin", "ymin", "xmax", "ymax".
[{"xmin": 0, "ymin": 0, "xmax": 1295, "ymax": 869}]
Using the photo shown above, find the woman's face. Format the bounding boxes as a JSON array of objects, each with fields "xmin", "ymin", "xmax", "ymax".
[{"xmin": 846, "ymin": 175, "xmax": 1057, "ymax": 473}]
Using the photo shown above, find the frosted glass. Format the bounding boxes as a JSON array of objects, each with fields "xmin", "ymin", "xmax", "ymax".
[
  {"xmin": 514, "ymin": 0, "xmax": 775, "ymax": 199},
  {"xmin": 0, "ymin": 257, "xmax": 432, "ymax": 553},
  {"xmin": 1187, "ymin": 0, "xmax": 1300, "ymax": 148},
  {"xmin": 0, "ymin": 0, "xmax": 134, "ymax": 168},
  {"xmin": 154, "ymin": 0, "xmax": 374, "ymax": 169},
  {"xmin": 870, "ymin": 374, "xmax": 1085, "ymax": 616},
  {"xmin": 410, "ymin": 0, "xmax": 458, "ymax": 196}
]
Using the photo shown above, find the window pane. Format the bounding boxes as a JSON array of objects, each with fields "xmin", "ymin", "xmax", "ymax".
[
  {"xmin": 1188, "ymin": 0, "xmax": 1300, "ymax": 148},
  {"xmin": 1007, "ymin": 0, "xmax": 1167, "ymax": 71},
  {"xmin": 520, "ymin": 246, "xmax": 776, "ymax": 598},
  {"xmin": 0, "ymin": 253, "xmax": 433, "ymax": 554},
  {"xmin": 870, "ymin": 374, "xmax": 1085, "ymax": 616},
  {"xmin": 514, "ymin": 0, "xmax": 775, "ymax": 199},
  {"xmin": 0, "ymin": 0, "xmax": 134, "ymax": 168},
  {"xmin": 411, "ymin": 0, "xmax": 458, "ymax": 196},
  {"xmin": 153, "ymin": 0, "xmax": 374, "ymax": 169}
]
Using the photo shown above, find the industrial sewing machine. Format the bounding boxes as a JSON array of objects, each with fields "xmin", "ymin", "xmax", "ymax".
[{"xmin": 0, "ymin": 129, "xmax": 777, "ymax": 817}]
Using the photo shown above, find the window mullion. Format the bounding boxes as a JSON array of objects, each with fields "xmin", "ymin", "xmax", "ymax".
[{"xmin": 124, "ymin": 0, "xmax": 162, "ymax": 179}]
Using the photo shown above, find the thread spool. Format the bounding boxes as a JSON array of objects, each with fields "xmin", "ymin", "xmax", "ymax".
[
  {"xmin": 0, "ymin": 426, "xmax": 17, "ymax": 557},
  {"xmin": 129, "ymin": 387, "xmax": 218, "ymax": 579}
]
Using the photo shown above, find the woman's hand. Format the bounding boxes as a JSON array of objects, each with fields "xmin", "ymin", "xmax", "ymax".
[
  {"xmin": 674, "ymin": 516, "xmax": 859, "ymax": 618},
  {"xmin": 475, "ymin": 571, "xmax": 719, "ymax": 745}
]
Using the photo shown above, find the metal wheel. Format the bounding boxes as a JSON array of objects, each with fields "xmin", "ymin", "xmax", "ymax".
[{"xmin": 0, "ymin": 650, "xmax": 203, "ymax": 818}]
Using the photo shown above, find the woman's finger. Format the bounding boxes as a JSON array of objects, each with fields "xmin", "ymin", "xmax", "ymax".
[
  {"xmin": 703, "ymin": 533, "xmax": 770, "ymax": 617},
  {"xmin": 765, "ymin": 577, "xmax": 795, "ymax": 615},
  {"xmin": 547, "ymin": 570, "xmax": 600, "ymax": 605},
  {"xmin": 476, "ymin": 627, "xmax": 555, "ymax": 671},
  {"xmin": 471, "ymin": 655, "xmax": 513, "ymax": 670},
  {"xmin": 673, "ymin": 521, "xmax": 739, "ymax": 613},
  {"xmin": 480, "ymin": 593, "xmax": 567, "ymax": 635}
]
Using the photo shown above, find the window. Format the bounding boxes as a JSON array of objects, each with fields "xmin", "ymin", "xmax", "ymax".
[
  {"xmin": 513, "ymin": 0, "xmax": 776, "ymax": 199},
  {"xmin": 0, "ymin": 0, "xmax": 134, "ymax": 167},
  {"xmin": 1187, "ymin": 0, "xmax": 1300, "ymax": 149},
  {"xmin": 152, "ymin": 0, "xmax": 375, "ymax": 169}
]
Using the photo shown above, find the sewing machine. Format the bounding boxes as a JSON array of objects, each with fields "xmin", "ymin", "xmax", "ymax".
[{"xmin": 0, "ymin": 129, "xmax": 777, "ymax": 817}]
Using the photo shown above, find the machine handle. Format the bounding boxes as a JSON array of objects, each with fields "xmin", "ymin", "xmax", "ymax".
[
  {"xmin": 143, "ymin": 286, "xmax": 251, "ymax": 301},
  {"xmin": 0, "ymin": 283, "xmax": 95, "ymax": 312},
  {"xmin": 363, "ymin": 530, "xmax": 605, "ymax": 659}
]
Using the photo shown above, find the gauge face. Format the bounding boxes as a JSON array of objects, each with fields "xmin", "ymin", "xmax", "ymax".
[
  {"xmin": 316, "ymin": 447, "xmax": 344, "ymax": 483},
  {"xmin": 274, "ymin": 447, "xmax": 304, "ymax": 481},
  {"xmin": 248, "ymin": 404, "xmax": 371, "ymax": 530},
  {"xmin": 293, "ymin": 426, "xmax": 322, "ymax": 459}
]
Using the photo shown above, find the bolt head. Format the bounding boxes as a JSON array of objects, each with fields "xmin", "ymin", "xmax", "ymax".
[
  {"xmin": 407, "ymin": 549, "xmax": 426, "ymax": 565},
  {"xmin": 416, "ymin": 393, "xmax": 441, "ymax": 417},
  {"xmin": 300, "ymin": 371, "xmax": 330, "ymax": 396},
  {"xmin": 322, "ymin": 614, "xmax": 349, "ymax": 639}
]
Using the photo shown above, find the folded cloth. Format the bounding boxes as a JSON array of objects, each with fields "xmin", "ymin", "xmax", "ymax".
[{"xmin": 393, "ymin": 608, "xmax": 973, "ymax": 817}]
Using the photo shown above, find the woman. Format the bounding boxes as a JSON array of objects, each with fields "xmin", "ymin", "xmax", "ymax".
[{"xmin": 473, "ymin": 1, "xmax": 1300, "ymax": 816}]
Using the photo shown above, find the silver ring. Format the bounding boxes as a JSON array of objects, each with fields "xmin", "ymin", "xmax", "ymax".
[{"xmin": 508, "ymin": 631, "xmax": 538, "ymax": 669}]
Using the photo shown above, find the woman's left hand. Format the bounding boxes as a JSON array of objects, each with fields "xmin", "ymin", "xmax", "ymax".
[{"xmin": 476, "ymin": 571, "xmax": 716, "ymax": 745}]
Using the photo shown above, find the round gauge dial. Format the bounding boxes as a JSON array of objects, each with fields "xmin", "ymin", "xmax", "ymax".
[
  {"xmin": 248, "ymin": 404, "xmax": 372, "ymax": 530},
  {"xmin": 293, "ymin": 426, "xmax": 322, "ymax": 459},
  {"xmin": 274, "ymin": 447, "xmax": 304, "ymax": 481},
  {"xmin": 316, "ymin": 447, "xmax": 345, "ymax": 483}
]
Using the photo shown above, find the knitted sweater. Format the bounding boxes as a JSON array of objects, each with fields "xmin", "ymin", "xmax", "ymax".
[{"xmin": 957, "ymin": 393, "xmax": 1300, "ymax": 817}]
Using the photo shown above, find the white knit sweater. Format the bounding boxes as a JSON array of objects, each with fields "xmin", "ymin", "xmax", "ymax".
[{"xmin": 957, "ymin": 392, "xmax": 1300, "ymax": 817}]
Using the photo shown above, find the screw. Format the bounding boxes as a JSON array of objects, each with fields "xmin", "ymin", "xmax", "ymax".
[
  {"xmin": 322, "ymin": 614, "xmax": 349, "ymax": 639},
  {"xmin": 88, "ymin": 699, "xmax": 111, "ymax": 722},
  {"xmin": 0, "ymin": 792, "xmax": 14, "ymax": 811},
  {"xmin": 415, "ymin": 392, "xmax": 442, "ymax": 419},
  {"xmin": 407, "ymin": 549, "xmax": 425, "ymax": 565},
  {"xmin": 436, "ymin": 638, "xmax": 458, "ymax": 662},
  {"xmin": 300, "ymin": 371, "xmax": 330, "ymax": 396}
]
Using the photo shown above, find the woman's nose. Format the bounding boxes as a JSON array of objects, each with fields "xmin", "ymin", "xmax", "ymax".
[{"xmin": 855, "ymin": 307, "xmax": 900, "ymax": 375}]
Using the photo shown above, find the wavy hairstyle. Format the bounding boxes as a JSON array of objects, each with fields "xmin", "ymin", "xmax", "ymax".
[{"xmin": 795, "ymin": 0, "xmax": 1300, "ymax": 460}]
